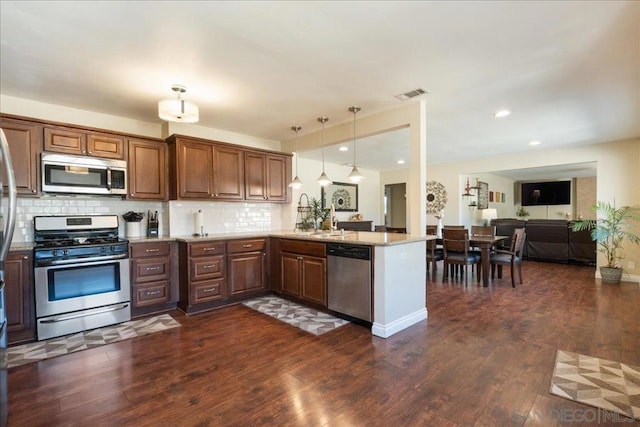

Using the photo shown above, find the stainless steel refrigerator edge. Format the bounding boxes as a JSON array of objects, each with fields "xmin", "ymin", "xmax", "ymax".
[{"xmin": 0, "ymin": 128, "xmax": 17, "ymax": 427}]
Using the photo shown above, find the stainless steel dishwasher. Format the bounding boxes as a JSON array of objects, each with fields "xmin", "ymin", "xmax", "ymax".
[{"xmin": 327, "ymin": 243, "xmax": 372, "ymax": 322}]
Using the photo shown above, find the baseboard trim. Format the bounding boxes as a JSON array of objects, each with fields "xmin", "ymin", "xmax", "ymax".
[{"xmin": 371, "ymin": 308, "xmax": 428, "ymax": 338}]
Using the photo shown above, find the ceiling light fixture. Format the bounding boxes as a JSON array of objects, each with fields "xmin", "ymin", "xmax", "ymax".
[
  {"xmin": 493, "ymin": 110, "xmax": 511, "ymax": 118},
  {"xmin": 339, "ymin": 146, "xmax": 349, "ymax": 152},
  {"xmin": 529, "ymin": 140, "xmax": 541, "ymax": 146},
  {"xmin": 288, "ymin": 125, "xmax": 303, "ymax": 189},
  {"xmin": 397, "ymin": 160, "xmax": 406, "ymax": 165},
  {"xmin": 158, "ymin": 84, "xmax": 199, "ymax": 123},
  {"xmin": 347, "ymin": 106, "xmax": 364, "ymax": 183},
  {"xmin": 316, "ymin": 117, "xmax": 332, "ymax": 187}
]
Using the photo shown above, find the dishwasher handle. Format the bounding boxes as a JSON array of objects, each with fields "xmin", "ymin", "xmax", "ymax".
[{"xmin": 326, "ymin": 243, "xmax": 371, "ymax": 260}]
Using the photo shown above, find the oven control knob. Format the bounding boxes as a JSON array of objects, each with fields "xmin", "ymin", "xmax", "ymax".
[
  {"xmin": 52, "ymin": 249, "xmax": 58, "ymax": 257},
  {"xmin": 62, "ymin": 249, "xmax": 69, "ymax": 256},
  {"xmin": 101, "ymin": 247, "xmax": 108, "ymax": 253}
]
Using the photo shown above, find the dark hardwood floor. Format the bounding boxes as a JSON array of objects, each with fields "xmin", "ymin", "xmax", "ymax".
[{"xmin": 7, "ymin": 261, "xmax": 640, "ymax": 426}]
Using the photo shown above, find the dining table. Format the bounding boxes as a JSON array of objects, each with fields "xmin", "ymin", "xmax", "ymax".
[{"xmin": 437, "ymin": 235, "xmax": 508, "ymax": 286}]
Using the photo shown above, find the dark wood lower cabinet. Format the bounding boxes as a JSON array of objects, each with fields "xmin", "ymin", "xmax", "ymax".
[
  {"xmin": 280, "ymin": 240, "xmax": 327, "ymax": 308},
  {"xmin": 5, "ymin": 251, "xmax": 35, "ymax": 345},
  {"xmin": 129, "ymin": 241, "xmax": 177, "ymax": 318}
]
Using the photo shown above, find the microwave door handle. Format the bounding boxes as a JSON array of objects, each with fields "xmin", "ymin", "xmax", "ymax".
[{"xmin": 106, "ymin": 167, "xmax": 112, "ymax": 191}]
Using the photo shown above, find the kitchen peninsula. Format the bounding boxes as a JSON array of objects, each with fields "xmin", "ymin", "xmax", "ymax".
[{"xmin": 171, "ymin": 230, "xmax": 431, "ymax": 339}]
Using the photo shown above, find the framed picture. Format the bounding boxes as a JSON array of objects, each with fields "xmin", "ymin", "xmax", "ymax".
[
  {"xmin": 477, "ymin": 181, "xmax": 489, "ymax": 209},
  {"xmin": 321, "ymin": 182, "xmax": 358, "ymax": 212},
  {"xmin": 489, "ymin": 191, "xmax": 494, "ymax": 202}
]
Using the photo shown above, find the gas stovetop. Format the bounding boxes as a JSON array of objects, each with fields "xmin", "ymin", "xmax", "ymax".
[{"xmin": 33, "ymin": 215, "xmax": 129, "ymax": 266}]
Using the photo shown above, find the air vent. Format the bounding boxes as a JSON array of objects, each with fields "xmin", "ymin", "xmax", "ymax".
[{"xmin": 395, "ymin": 87, "xmax": 429, "ymax": 101}]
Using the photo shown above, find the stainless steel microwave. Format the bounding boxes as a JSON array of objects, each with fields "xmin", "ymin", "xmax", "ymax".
[{"xmin": 41, "ymin": 153, "xmax": 127, "ymax": 196}]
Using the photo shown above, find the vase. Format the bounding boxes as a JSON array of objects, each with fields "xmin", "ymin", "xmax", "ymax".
[
  {"xmin": 600, "ymin": 267, "xmax": 622, "ymax": 284},
  {"xmin": 436, "ymin": 218, "xmax": 443, "ymax": 238},
  {"xmin": 125, "ymin": 221, "xmax": 141, "ymax": 238}
]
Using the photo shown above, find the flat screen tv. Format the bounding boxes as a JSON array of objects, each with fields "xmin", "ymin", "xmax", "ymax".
[{"xmin": 521, "ymin": 181, "xmax": 571, "ymax": 206}]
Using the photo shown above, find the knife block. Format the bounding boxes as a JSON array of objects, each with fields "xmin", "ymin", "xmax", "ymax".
[{"xmin": 147, "ymin": 218, "xmax": 159, "ymax": 237}]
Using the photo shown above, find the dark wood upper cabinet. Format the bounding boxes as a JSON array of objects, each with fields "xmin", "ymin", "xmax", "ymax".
[
  {"xmin": 266, "ymin": 154, "xmax": 288, "ymax": 202},
  {"xmin": 175, "ymin": 139, "xmax": 215, "ymax": 199},
  {"xmin": 0, "ymin": 117, "xmax": 40, "ymax": 195},
  {"xmin": 213, "ymin": 145, "xmax": 244, "ymax": 200},
  {"xmin": 168, "ymin": 134, "xmax": 290, "ymax": 203},
  {"xmin": 244, "ymin": 152, "xmax": 288, "ymax": 202},
  {"xmin": 44, "ymin": 125, "xmax": 125, "ymax": 159},
  {"xmin": 127, "ymin": 138, "xmax": 168, "ymax": 200}
]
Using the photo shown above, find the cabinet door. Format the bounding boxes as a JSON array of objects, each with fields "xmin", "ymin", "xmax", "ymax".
[
  {"xmin": 300, "ymin": 256, "xmax": 327, "ymax": 307},
  {"xmin": 4, "ymin": 251, "xmax": 34, "ymax": 345},
  {"xmin": 0, "ymin": 117, "xmax": 39, "ymax": 195},
  {"xmin": 43, "ymin": 126, "xmax": 86, "ymax": 155},
  {"xmin": 87, "ymin": 133, "xmax": 125, "ymax": 159},
  {"xmin": 213, "ymin": 145, "xmax": 244, "ymax": 200},
  {"xmin": 281, "ymin": 253, "xmax": 301, "ymax": 296},
  {"xmin": 190, "ymin": 255, "xmax": 225, "ymax": 281},
  {"xmin": 244, "ymin": 152, "xmax": 267, "ymax": 201},
  {"xmin": 191, "ymin": 279, "xmax": 226, "ymax": 304},
  {"xmin": 128, "ymin": 138, "xmax": 167, "ymax": 200},
  {"xmin": 227, "ymin": 252, "xmax": 265, "ymax": 296},
  {"xmin": 177, "ymin": 139, "xmax": 214, "ymax": 199},
  {"xmin": 266, "ymin": 154, "xmax": 287, "ymax": 202}
]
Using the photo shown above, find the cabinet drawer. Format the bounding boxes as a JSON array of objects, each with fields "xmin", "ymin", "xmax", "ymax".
[
  {"xmin": 131, "ymin": 242, "xmax": 171, "ymax": 258},
  {"xmin": 227, "ymin": 238, "xmax": 265, "ymax": 254},
  {"xmin": 133, "ymin": 282, "xmax": 170, "ymax": 307},
  {"xmin": 281, "ymin": 239, "xmax": 326, "ymax": 258},
  {"xmin": 190, "ymin": 241, "xmax": 225, "ymax": 257},
  {"xmin": 190, "ymin": 255, "xmax": 225, "ymax": 280},
  {"xmin": 192, "ymin": 279, "xmax": 225, "ymax": 304},
  {"xmin": 131, "ymin": 257, "xmax": 170, "ymax": 283}
]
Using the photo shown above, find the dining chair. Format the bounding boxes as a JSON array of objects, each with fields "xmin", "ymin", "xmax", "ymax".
[
  {"xmin": 443, "ymin": 225, "xmax": 465, "ymax": 229},
  {"xmin": 442, "ymin": 228, "xmax": 481, "ymax": 285},
  {"xmin": 425, "ymin": 225, "xmax": 443, "ymax": 272},
  {"xmin": 490, "ymin": 228, "xmax": 526, "ymax": 287}
]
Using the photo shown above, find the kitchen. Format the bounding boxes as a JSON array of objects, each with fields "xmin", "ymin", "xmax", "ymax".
[{"xmin": 1, "ymin": 1, "xmax": 639, "ymax": 425}]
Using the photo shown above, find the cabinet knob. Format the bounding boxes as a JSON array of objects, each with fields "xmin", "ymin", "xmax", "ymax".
[
  {"xmin": 147, "ymin": 290, "xmax": 161, "ymax": 296},
  {"xmin": 130, "ymin": 193, "xmax": 134, "ymax": 197},
  {"xmin": 242, "ymin": 244, "xmax": 252, "ymax": 248},
  {"xmin": 146, "ymin": 248, "xmax": 160, "ymax": 253},
  {"xmin": 23, "ymin": 255, "xmax": 28, "ymax": 260},
  {"xmin": 82, "ymin": 150, "xmax": 87, "ymax": 154},
  {"xmin": 146, "ymin": 266, "xmax": 161, "ymax": 271}
]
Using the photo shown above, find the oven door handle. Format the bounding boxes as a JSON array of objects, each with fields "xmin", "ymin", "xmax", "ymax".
[{"xmin": 39, "ymin": 303, "xmax": 129, "ymax": 323}]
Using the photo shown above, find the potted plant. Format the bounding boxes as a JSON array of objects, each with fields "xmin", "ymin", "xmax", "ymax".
[
  {"xmin": 516, "ymin": 206, "xmax": 530, "ymax": 219},
  {"xmin": 571, "ymin": 201, "xmax": 640, "ymax": 284},
  {"xmin": 310, "ymin": 197, "xmax": 330, "ymax": 231}
]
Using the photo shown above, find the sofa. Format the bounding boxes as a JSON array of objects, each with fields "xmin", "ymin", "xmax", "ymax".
[{"xmin": 490, "ymin": 218, "xmax": 596, "ymax": 264}]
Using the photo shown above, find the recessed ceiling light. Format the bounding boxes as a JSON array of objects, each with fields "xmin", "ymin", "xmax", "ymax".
[
  {"xmin": 494, "ymin": 110, "xmax": 511, "ymax": 118},
  {"xmin": 397, "ymin": 160, "xmax": 406, "ymax": 165},
  {"xmin": 529, "ymin": 140, "xmax": 541, "ymax": 146},
  {"xmin": 339, "ymin": 146, "xmax": 349, "ymax": 152}
]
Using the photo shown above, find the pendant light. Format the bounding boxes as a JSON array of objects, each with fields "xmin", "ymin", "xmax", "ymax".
[
  {"xmin": 347, "ymin": 105, "xmax": 364, "ymax": 183},
  {"xmin": 288, "ymin": 125, "xmax": 303, "ymax": 189},
  {"xmin": 158, "ymin": 85, "xmax": 199, "ymax": 123},
  {"xmin": 316, "ymin": 116, "xmax": 332, "ymax": 187}
]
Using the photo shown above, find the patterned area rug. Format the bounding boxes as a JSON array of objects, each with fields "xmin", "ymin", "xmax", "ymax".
[
  {"xmin": 6, "ymin": 314, "xmax": 181, "ymax": 369},
  {"xmin": 242, "ymin": 295, "xmax": 349, "ymax": 336},
  {"xmin": 550, "ymin": 350, "xmax": 640, "ymax": 420}
]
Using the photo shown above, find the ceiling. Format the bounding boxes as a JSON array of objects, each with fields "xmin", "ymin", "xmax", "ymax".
[{"xmin": 1, "ymin": 1, "xmax": 638, "ymax": 174}]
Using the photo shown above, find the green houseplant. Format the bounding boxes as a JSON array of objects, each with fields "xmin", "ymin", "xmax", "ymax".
[
  {"xmin": 571, "ymin": 201, "xmax": 640, "ymax": 283},
  {"xmin": 310, "ymin": 197, "xmax": 330, "ymax": 230}
]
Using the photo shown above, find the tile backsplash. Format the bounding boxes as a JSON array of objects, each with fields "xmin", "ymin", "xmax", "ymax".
[{"xmin": 13, "ymin": 196, "xmax": 283, "ymax": 243}]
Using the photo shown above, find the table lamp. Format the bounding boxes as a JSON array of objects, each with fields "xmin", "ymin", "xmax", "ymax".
[{"xmin": 481, "ymin": 208, "xmax": 498, "ymax": 226}]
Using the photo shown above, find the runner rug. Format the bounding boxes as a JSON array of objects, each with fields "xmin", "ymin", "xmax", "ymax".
[
  {"xmin": 550, "ymin": 349, "xmax": 640, "ymax": 421},
  {"xmin": 6, "ymin": 314, "xmax": 181, "ymax": 369},
  {"xmin": 242, "ymin": 295, "xmax": 349, "ymax": 336}
]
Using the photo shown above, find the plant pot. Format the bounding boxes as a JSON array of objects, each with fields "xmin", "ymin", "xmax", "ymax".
[{"xmin": 600, "ymin": 266, "xmax": 623, "ymax": 284}]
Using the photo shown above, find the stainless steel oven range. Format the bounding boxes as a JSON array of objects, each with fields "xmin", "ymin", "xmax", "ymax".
[{"xmin": 34, "ymin": 215, "xmax": 130, "ymax": 340}]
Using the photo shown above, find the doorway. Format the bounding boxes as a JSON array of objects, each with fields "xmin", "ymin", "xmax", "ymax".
[{"xmin": 384, "ymin": 183, "xmax": 407, "ymax": 228}]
